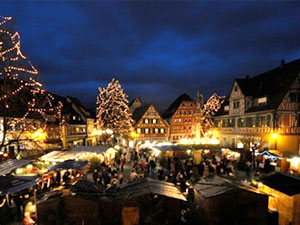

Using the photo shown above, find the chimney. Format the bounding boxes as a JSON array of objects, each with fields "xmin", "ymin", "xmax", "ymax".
[{"xmin": 280, "ymin": 59, "xmax": 285, "ymax": 69}]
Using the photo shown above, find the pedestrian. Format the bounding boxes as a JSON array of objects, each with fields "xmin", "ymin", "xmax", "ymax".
[
  {"xmin": 93, "ymin": 169, "xmax": 98, "ymax": 184},
  {"xmin": 197, "ymin": 162, "xmax": 205, "ymax": 177},
  {"xmin": 120, "ymin": 159, "xmax": 125, "ymax": 172},
  {"xmin": 245, "ymin": 161, "xmax": 251, "ymax": 179},
  {"xmin": 56, "ymin": 170, "xmax": 61, "ymax": 186},
  {"xmin": 167, "ymin": 157, "xmax": 171, "ymax": 170}
]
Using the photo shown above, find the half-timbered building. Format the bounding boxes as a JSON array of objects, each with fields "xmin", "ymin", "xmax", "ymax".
[
  {"xmin": 162, "ymin": 93, "xmax": 197, "ymax": 143},
  {"xmin": 214, "ymin": 59, "xmax": 300, "ymax": 154},
  {"xmin": 131, "ymin": 99, "xmax": 169, "ymax": 144}
]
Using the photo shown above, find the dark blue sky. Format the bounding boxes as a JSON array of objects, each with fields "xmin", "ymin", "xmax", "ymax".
[{"xmin": 1, "ymin": 1, "xmax": 300, "ymax": 111}]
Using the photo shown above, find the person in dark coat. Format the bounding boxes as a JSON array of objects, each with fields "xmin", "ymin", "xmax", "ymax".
[
  {"xmin": 56, "ymin": 170, "xmax": 61, "ymax": 186},
  {"xmin": 93, "ymin": 169, "xmax": 98, "ymax": 184},
  {"xmin": 197, "ymin": 162, "xmax": 205, "ymax": 177}
]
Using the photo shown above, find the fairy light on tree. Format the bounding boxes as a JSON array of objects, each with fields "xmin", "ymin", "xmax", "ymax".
[
  {"xmin": 0, "ymin": 16, "xmax": 63, "ymax": 152},
  {"xmin": 96, "ymin": 78, "xmax": 133, "ymax": 143},
  {"xmin": 198, "ymin": 93, "xmax": 225, "ymax": 136}
]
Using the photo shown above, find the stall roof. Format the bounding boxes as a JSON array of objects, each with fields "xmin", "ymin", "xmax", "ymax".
[
  {"xmin": 48, "ymin": 160, "xmax": 88, "ymax": 171},
  {"xmin": 154, "ymin": 144, "xmax": 185, "ymax": 152},
  {"xmin": 194, "ymin": 176, "xmax": 266, "ymax": 198},
  {"xmin": 194, "ymin": 176, "xmax": 232, "ymax": 198},
  {"xmin": 0, "ymin": 159, "xmax": 32, "ymax": 176},
  {"xmin": 261, "ymin": 173, "xmax": 300, "ymax": 196},
  {"xmin": 39, "ymin": 146, "xmax": 110, "ymax": 162},
  {"xmin": 71, "ymin": 180, "xmax": 101, "ymax": 193},
  {"xmin": 110, "ymin": 178, "xmax": 186, "ymax": 201},
  {"xmin": 0, "ymin": 176, "xmax": 39, "ymax": 196}
]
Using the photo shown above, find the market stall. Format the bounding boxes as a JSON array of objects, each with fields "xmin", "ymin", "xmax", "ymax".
[
  {"xmin": 0, "ymin": 159, "xmax": 33, "ymax": 176},
  {"xmin": 38, "ymin": 145, "xmax": 117, "ymax": 163}
]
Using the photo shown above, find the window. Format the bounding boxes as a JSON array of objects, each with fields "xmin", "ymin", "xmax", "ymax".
[
  {"xmin": 160, "ymin": 128, "xmax": 165, "ymax": 133},
  {"xmin": 223, "ymin": 137, "xmax": 227, "ymax": 146},
  {"xmin": 144, "ymin": 119, "xmax": 148, "ymax": 124},
  {"xmin": 137, "ymin": 128, "xmax": 141, "ymax": 133},
  {"xmin": 233, "ymin": 101, "xmax": 240, "ymax": 109},
  {"xmin": 154, "ymin": 128, "xmax": 159, "ymax": 134},
  {"xmin": 258, "ymin": 97, "xmax": 267, "ymax": 105},
  {"xmin": 145, "ymin": 128, "xmax": 149, "ymax": 134},
  {"xmin": 73, "ymin": 115, "xmax": 76, "ymax": 120},
  {"xmin": 282, "ymin": 114, "xmax": 290, "ymax": 127},
  {"xmin": 234, "ymin": 85, "xmax": 238, "ymax": 93},
  {"xmin": 153, "ymin": 119, "xmax": 157, "ymax": 124},
  {"xmin": 224, "ymin": 105, "xmax": 229, "ymax": 111},
  {"xmin": 232, "ymin": 138, "xmax": 236, "ymax": 148}
]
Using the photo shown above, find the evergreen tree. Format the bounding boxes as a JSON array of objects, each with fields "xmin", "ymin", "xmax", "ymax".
[
  {"xmin": 0, "ymin": 16, "xmax": 63, "ymax": 151},
  {"xmin": 96, "ymin": 78, "xmax": 132, "ymax": 140},
  {"xmin": 200, "ymin": 93, "xmax": 225, "ymax": 134}
]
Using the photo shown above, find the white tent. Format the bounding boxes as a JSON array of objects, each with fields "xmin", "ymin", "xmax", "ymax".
[{"xmin": 39, "ymin": 146, "xmax": 110, "ymax": 162}]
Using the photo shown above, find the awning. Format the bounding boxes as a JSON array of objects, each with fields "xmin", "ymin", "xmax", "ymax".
[
  {"xmin": 0, "ymin": 176, "xmax": 39, "ymax": 196},
  {"xmin": 0, "ymin": 159, "xmax": 32, "ymax": 176},
  {"xmin": 48, "ymin": 160, "xmax": 88, "ymax": 171}
]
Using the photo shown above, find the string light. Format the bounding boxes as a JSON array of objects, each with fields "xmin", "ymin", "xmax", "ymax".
[
  {"xmin": 0, "ymin": 16, "xmax": 63, "ymax": 148},
  {"xmin": 96, "ymin": 78, "xmax": 133, "ymax": 136}
]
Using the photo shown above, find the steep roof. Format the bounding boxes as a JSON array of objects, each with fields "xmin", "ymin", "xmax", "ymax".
[
  {"xmin": 162, "ymin": 93, "xmax": 194, "ymax": 119},
  {"xmin": 235, "ymin": 59, "xmax": 300, "ymax": 112},
  {"xmin": 132, "ymin": 103, "xmax": 151, "ymax": 123},
  {"xmin": 261, "ymin": 173, "xmax": 300, "ymax": 196}
]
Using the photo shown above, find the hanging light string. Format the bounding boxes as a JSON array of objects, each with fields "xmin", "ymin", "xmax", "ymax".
[{"xmin": 0, "ymin": 16, "xmax": 63, "ymax": 143}]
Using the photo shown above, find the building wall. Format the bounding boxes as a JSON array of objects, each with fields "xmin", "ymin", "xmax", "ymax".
[
  {"xmin": 258, "ymin": 184, "xmax": 297, "ymax": 225},
  {"xmin": 170, "ymin": 100, "xmax": 197, "ymax": 142},
  {"xmin": 214, "ymin": 75, "xmax": 300, "ymax": 153}
]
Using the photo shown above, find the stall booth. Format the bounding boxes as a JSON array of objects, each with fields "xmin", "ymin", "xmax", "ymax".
[
  {"xmin": 0, "ymin": 159, "xmax": 33, "ymax": 176},
  {"xmin": 0, "ymin": 175, "xmax": 40, "ymax": 224},
  {"xmin": 39, "ymin": 146, "xmax": 116, "ymax": 163},
  {"xmin": 256, "ymin": 150, "xmax": 300, "ymax": 174}
]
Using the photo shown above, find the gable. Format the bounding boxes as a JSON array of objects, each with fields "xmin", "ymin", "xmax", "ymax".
[
  {"xmin": 229, "ymin": 81, "xmax": 244, "ymax": 100},
  {"xmin": 136, "ymin": 105, "xmax": 169, "ymax": 127}
]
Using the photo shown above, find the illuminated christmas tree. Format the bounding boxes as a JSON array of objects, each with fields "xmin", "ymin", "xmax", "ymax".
[
  {"xmin": 0, "ymin": 16, "xmax": 63, "ymax": 152},
  {"xmin": 199, "ymin": 93, "xmax": 225, "ymax": 135},
  {"xmin": 96, "ymin": 78, "xmax": 133, "ymax": 140}
]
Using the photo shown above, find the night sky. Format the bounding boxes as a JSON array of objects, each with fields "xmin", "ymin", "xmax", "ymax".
[{"xmin": 1, "ymin": 1, "xmax": 300, "ymax": 112}]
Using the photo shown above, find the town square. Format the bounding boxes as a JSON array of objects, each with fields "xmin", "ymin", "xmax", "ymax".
[{"xmin": 1, "ymin": 2, "xmax": 300, "ymax": 225}]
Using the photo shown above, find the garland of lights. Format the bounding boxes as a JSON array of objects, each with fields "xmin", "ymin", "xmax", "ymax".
[{"xmin": 0, "ymin": 16, "xmax": 63, "ymax": 149}]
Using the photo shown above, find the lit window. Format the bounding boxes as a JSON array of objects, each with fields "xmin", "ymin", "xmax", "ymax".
[
  {"xmin": 145, "ymin": 128, "xmax": 149, "ymax": 134},
  {"xmin": 155, "ymin": 128, "xmax": 159, "ymax": 133},
  {"xmin": 145, "ymin": 119, "xmax": 148, "ymax": 124},
  {"xmin": 73, "ymin": 115, "xmax": 76, "ymax": 120},
  {"xmin": 160, "ymin": 128, "xmax": 165, "ymax": 133},
  {"xmin": 137, "ymin": 128, "xmax": 141, "ymax": 133},
  {"xmin": 258, "ymin": 97, "xmax": 267, "ymax": 104},
  {"xmin": 153, "ymin": 119, "xmax": 157, "ymax": 124},
  {"xmin": 224, "ymin": 105, "xmax": 229, "ymax": 111}
]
